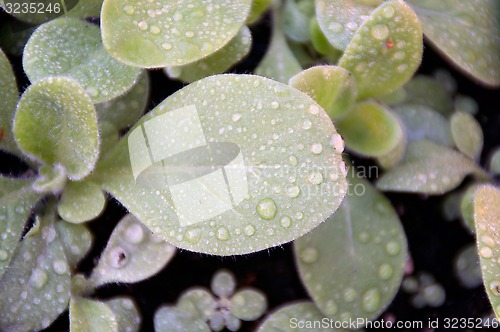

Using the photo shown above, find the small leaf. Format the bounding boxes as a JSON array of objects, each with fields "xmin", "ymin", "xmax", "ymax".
[
  {"xmin": 1, "ymin": 0, "xmax": 80, "ymax": 24},
  {"xmin": 309, "ymin": 17, "xmax": 342, "ymax": 60},
  {"xmin": 177, "ymin": 288, "xmax": 216, "ymax": 321},
  {"xmin": 57, "ymin": 181, "xmax": 106, "ymax": 223},
  {"xmin": 13, "ymin": 76, "xmax": 99, "ymax": 180},
  {"xmin": 247, "ymin": 0, "xmax": 273, "ymax": 25},
  {"xmin": 460, "ymin": 183, "xmax": 482, "ymax": 233},
  {"xmin": 454, "ymin": 244, "xmax": 482, "ymax": 289},
  {"xmin": 488, "ymin": 147, "xmax": 500, "ymax": 175},
  {"xmin": 54, "ymin": 220, "xmax": 93, "ymax": 269},
  {"xmin": 337, "ymin": 102, "xmax": 404, "ymax": 157},
  {"xmin": 338, "ymin": 0, "xmax": 423, "ymax": 99},
  {"xmin": 398, "ymin": 75, "xmax": 453, "ymax": 115},
  {"xmin": 454, "ymin": 95, "xmax": 479, "ymax": 115},
  {"xmin": 105, "ymin": 297, "xmax": 141, "ymax": 332},
  {"xmin": 23, "ymin": 18, "xmax": 141, "ymax": 103},
  {"xmin": 289, "ymin": 66, "xmax": 357, "ymax": 120},
  {"xmin": 211, "ymin": 269, "xmax": 237, "ymax": 298},
  {"xmin": 283, "ymin": 0, "xmax": 310, "ymax": 43},
  {"xmin": 230, "ymin": 288, "xmax": 267, "ymax": 321},
  {"xmin": 154, "ymin": 306, "xmax": 210, "ymax": 332},
  {"xmin": 88, "ymin": 214, "xmax": 176, "ymax": 287},
  {"xmin": 32, "ymin": 164, "xmax": 67, "ymax": 194},
  {"xmin": 376, "ymin": 133, "xmax": 407, "ymax": 170},
  {"xmin": 294, "ymin": 172, "xmax": 407, "ymax": 323},
  {"xmin": 70, "ymin": 297, "xmax": 118, "ymax": 332},
  {"xmin": 101, "ymin": 0, "xmax": 251, "ymax": 68},
  {"xmin": 474, "ymin": 185, "xmax": 500, "ymax": 319},
  {"xmin": 166, "ymin": 26, "xmax": 252, "ymax": 84},
  {"xmin": 377, "ymin": 140, "xmax": 486, "ymax": 195},
  {"xmin": 0, "ymin": 49, "xmax": 20, "ymax": 155},
  {"xmin": 450, "ymin": 111, "xmax": 484, "ymax": 161},
  {"xmin": 407, "ymin": 0, "xmax": 500, "ymax": 86}
]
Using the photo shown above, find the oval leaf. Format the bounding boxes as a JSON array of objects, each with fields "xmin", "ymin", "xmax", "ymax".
[
  {"xmin": 13, "ymin": 77, "xmax": 99, "ymax": 180},
  {"xmin": 177, "ymin": 288, "xmax": 216, "ymax": 321},
  {"xmin": 0, "ymin": 49, "xmax": 19, "ymax": 155},
  {"xmin": 91, "ymin": 74, "xmax": 348, "ymax": 255},
  {"xmin": 230, "ymin": 288, "xmax": 267, "ymax": 321},
  {"xmin": 70, "ymin": 297, "xmax": 118, "ymax": 332},
  {"xmin": 55, "ymin": 220, "xmax": 94, "ymax": 269},
  {"xmin": 309, "ymin": 17, "xmax": 342, "ymax": 60},
  {"xmin": 154, "ymin": 306, "xmax": 210, "ymax": 332},
  {"xmin": 454, "ymin": 244, "xmax": 482, "ymax": 289},
  {"xmin": 450, "ymin": 111, "xmax": 484, "ymax": 161},
  {"xmin": 101, "ymin": 0, "xmax": 251, "ymax": 68},
  {"xmin": 488, "ymin": 147, "xmax": 500, "ymax": 175},
  {"xmin": 283, "ymin": 0, "xmax": 310, "ymax": 43},
  {"xmin": 398, "ymin": 75, "xmax": 453, "ymax": 115},
  {"xmin": 105, "ymin": 297, "xmax": 141, "ymax": 332},
  {"xmin": 338, "ymin": 0, "xmax": 423, "ymax": 99},
  {"xmin": 211, "ymin": 269, "xmax": 237, "ymax": 298},
  {"xmin": 57, "ymin": 181, "xmax": 106, "ymax": 223}
]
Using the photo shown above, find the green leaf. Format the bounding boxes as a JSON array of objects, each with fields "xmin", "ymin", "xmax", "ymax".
[
  {"xmin": 70, "ymin": 297, "xmax": 118, "ymax": 332},
  {"xmin": 0, "ymin": 176, "xmax": 41, "ymax": 278},
  {"xmin": 101, "ymin": 0, "xmax": 251, "ymax": 68},
  {"xmin": 398, "ymin": 75, "xmax": 453, "ymax": 115},
  {"xmin": 0, "ymin": 49, "xmax": 20, "ymax": 155},
  {"xmin": 88, "ymin": 214, "xmax": 176, "ymax": 287},
  {"xmin": 247, "ymin": 0, "xmax": 273, "ymax": 25},
  {"xmin": 98, "ymin": 121, "xmax": 120, "ymax": 155},
  {"xmin": 338, "ymin": 0, "xmax": 423, "ymax": 99},
  {"xmin": 294, "ymin": 172, "xmax": 407, "ymax": 323},
  {"xmin": 177, "ymin": 288, "xmax": 216, "ymax": 321},
  {"xmin": 32, "ymin": 164, "xmax": 67, "ymax": 194},
  {"xmin": 91, "ymin": 74, "xmax": 348, "ymax": 255},
  {"xmin": 154, "ymin": 306, "xmax": 210, "ymax": 332},
  {"xmin": 230, "ymin": 288, "xmax": 267, "ymax": 321},
  {"xmin": 13, "ymin": 76, "xmax": 99, "ymax": 180},
  {"xmin": 407, "ymin": 0, "xmax": 500, "ymax": 86},
  {"xmin": 474, "ymin": 185, "xmax": 500, "ymax": 319},
  {"xmin": 289, "ymin": 66, "xmax": 357, "ymax": 120},
  {"xmin": 105, "ymin": 297, "xmax": 141, "ymax": 332},
  {"xmin": 377, "ymin": 140, "xmax": 486, "ymax": 195},
  {"xmin": 450, "ymin": 111, "xmax": 484, "ymax": 161},
  {"xmin": 309, "ymin": 17, "xmax": 342, "ymax": 60},
  {"xmin": 392, "ymin": 104, "xmax": 453, "ymax": 146},
  {"xmin": 459, "ymin": 184, "xmax": 480, "ymax": 233},
  {"xmin": 23, "ymin": 18, "xmax": 141, "ymax": 103},
  {"xmin": 376, "ymin": 134, "xmax": 407, "ymax": 170},
  {"xmin": 454, "ymin": 244, "xmax": 482, "ymax": 289},
  {"xmin": 0, "ymin": 214, "xmax": 70, "ymax": 331},
  {"xmin": 96, "ymin": 71, "xmax": 150, "ymax": 131},
  {"xmin": 54, "ymin": 220, "xmax": 93, "ymax": 269},
  {"xmin": 211, "ymin": 269, "xmax": 236, "ymax": 298},
  {"xmin": 283, "ymin": 0, "xmax": 310, "ymax": 43},
  {"xmin": 488, "ymin": 147, "xmax": 500, "ymax": 175},
  {"xmin": 166, "ymin": 26, "xmax": 252, "ymax": 84},
  {"xmin": 454, "ymin": 95, "xmax": 479, "ymax": 115},
  {"xmin": 57, "ymin": 180, "xmax": 106, "ymax": 223},
  {"xmin": 1, "ymin": 0, "xmax": 80, "ymax": 24},
  {"xmin": 337, "ymin": 102, "xmax": 404, "ymax": 157}
]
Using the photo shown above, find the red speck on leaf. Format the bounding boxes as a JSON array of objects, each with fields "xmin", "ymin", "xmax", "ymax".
[
  {"xmin": 0, "ymin": 128, "xmax": 5, "ymax": 143},
  {"xmin": 385, "ymin": 38, "xmax": 394, "ymax": 49}
]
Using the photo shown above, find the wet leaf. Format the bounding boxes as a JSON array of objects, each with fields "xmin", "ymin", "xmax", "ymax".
[
  {"xmin": 377, "ymin": 140, "xmax": 486, "ymax": 195},
  {"xmin": 309, "ymin": 17, "xmax": 342, "ymax": 60},
  {"xmin": 13, "ymin": 77, "xmax": 99, "ymax": 180},
  {"xmin": 54, "ymin": 220, "xmax": 93, "ymax": 269},
  {"xmin": 473, "ymin": 185, "xmax": 500, "ymax": 319},
  {"xmin": 289, "ymin": 66, "xmax": 357, "ymax": 120},
  {"xmin": 154, "ymin": 306, "xmax": 210, "ymax": 332},
  {"xmin": 338, "ymin": 0, "xmax": 423, "ymax": 99},
  {"xmin": 166, "ymin": 27, "xmax": 252, "ymax": 84},
  {"xmin": 91, "ymin": 74, "xmax": 348, "ymax": 255},
  {"xmin": 98, "ymin": 121, "xmax": 120, "ymax": 155},
  {"xmin": 88, "ymin": 214, "xmax": 176, "ymax": 287},
  {"xmin": 0, "ymin": 49, "xmax": 20, "ymax": 155},
  {"xmin": 450, "ymin": 111, "xmax": 483, "ymax": 161},
  {"xmin": 57, "ymin": 181, "xmax": 106, "ymax": 223},
  {"xmin": 488, "ymin": 147, "xmax": 500, "ymax": 175},
  {"xmin": 337, "ymin": 102, "xmax": 404, "ymax": 157},
  {"xmin": 101, "ymin": 0, "xmax": 251, "ymax": 68},
  {"xmin": 23, "ymin": 18, "xmax": 141, "ymax": 103},
  {"xmin": 398, "ymin": 75, "xmax": 453, "ymax": 115},
  {"xmin": 230, "ymin": 288, "xmax": 267, "ymax": 321},
  {"xmin": 295, "ymin": 172, "xmax": 407, "ymax": 323},
  {"xmin": 283, "ymin": 0, "xmax": 310, "ymax": 43},
  {"xmin": 460, "ymin": 183, "xmax": 481, "ymax": 232},
  {"xmin": 247, "ymin": 0, "xmax": 273, "ymax": 25},
  {"xmin": 177, "ymin": 288, "xmax": 216, "ymax": 321},
  {"xmin": 454, "ymin": 244, "xmax": 482, "ymax": 289},
  {"xmin": 211, "ymin": 269, "xmax": 236, "ymax": 298},
  {"xmin": 105, "ymin": 297, "xmax": 141, "ymax": 332},
  {"xmin": 70, "ymin": 297, "xmax": 118, "ymax": 332},
  {"xmin": 407, "ymin": 0, "xmax": 500, "ymax": 86}
]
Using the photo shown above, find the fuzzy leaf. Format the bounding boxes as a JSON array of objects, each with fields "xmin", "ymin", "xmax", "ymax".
[
  {"xmin": 32, "ymin": 164, "xmax": 67, "ymax": 194},
  {"xmin": 407, "ymin": 0, "xmax": 500, "ymax": 86},
  {"xmin": 377, "ymin": 140, "xmax": 485, "ymax": 195},
  {"xmin": 13, "ymin": 77, "xmax": 99, "ymax": 180},
  {"xmin": 338, "ymin": 0, "xmax": 423, "ymax": 99},
  {"xmin": 289, "ymin": 66, "xmax": 357, "ymax": 120},
  {"xmin": 460, "ymin": 183, "xmax": 481, "ymax": 232},
  {"xmin": 398, "ymin": 75, "xmax": 453, "ymax": 115},
  {"xmin": 57, "ymin": 181, "xmax": 106, "ymax": 223},
  {"xmin": 154, "ymin": 306, "xmax": 210, "ymax": 332},
  {"xmin": 91, "ymin": 74, "xmax": 348, "ymax": 255},
  {"xmin": 70, "ymin": 297, "xmax": 118, "ymax": 332},
  {"xmin": 488, "ymin": 147, "xmax": 500, "ymax": 175},
  {"xmin": 0, "ymin": 0, "xmax": 80, "ymax": 24},
  {"xmin": 211, "ymin": 269, "xmax": 236, "ymax": 298},
  {"xmin": 283, "ymin": 0, "xmax": 310, "ymax": 43},
  {"xmin": 258, "ymin": 301, "xmax": 332, "ymax": 332},
  {"xmin": 0, "ymin": 49, "xmax": 19, "ymax": 155},
  {"xmin": 54, "ymin": 220, "xmax": 93, "ymax": 269},
  {"xmin": 23, "ymin": 18, "xmax": 141, "ymax": 103},
  {"xmin": 309, "ymin": 17, "xmax": 342, "ymax": 60},
  {"xmin": 177, "ymin": 288, "xmax": 216, "ymax": 321},
  {"xmin": 88, "ymin": 214, "xmax": 176, "ymax": 287},
  {"xmin": 105, "ymin": 297, "xmax": 141, "ymax": 332},
  {"xmin": 474, "ymin": 185, "xmax": 500, "ymax": 319},
  {"xmin": 337, "ymin": 102, "xmax": 403, "ymax": 157},
  {"xmin": 230, "ymin": 288, "xmax": 267, "ymax": 321},
  {"xmin": 450, "ymin": 112, "xmax": 484, "ymax": 161},
  {"xmin": 166, "ymin": 26, "xmax": 252, "ymax": 84},
  {"xmin": 101, "ymin": 0, "xmax": 251, "ymax": 68},
  {"xmin": 294, "ymin": 173, "xmax": 407, "ymax": 323}
]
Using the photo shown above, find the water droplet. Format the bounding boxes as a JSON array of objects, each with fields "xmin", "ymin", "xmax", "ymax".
[
  {"xmin": 288, "ymin": 155, "xmax": 298, "ymax": 166},
  {"xmin": 300, "ymin": 247, "xmax": 319, "ymax": 263},
  {"xmin": 122, "ymin": 5, "xmax": 134, "ymax": 15},
  {"xmin": 343, "ymin": 288, "xmax": 357, "ymax": 302},
  {"xmin": 295, "ymin": 211, "xmax": 304, "ymax": 220},
  {"xmin": 325, "ymin": 300, "xmax": 338, "ymax": 315},
  {"xmin": 232, "ymin": 113, "xmax": 242, "ymax": 122},
  {"xmin": 397, "ymin": 63, "xmax": 408, "ymax": 73},
  {"xmin": 271, "ymin": 101, "xmax": 280, "ymax": 109},
  {"xmin": 302, "ymin": 120, "xmax": 312, "ymax": 130},
  {"xmin": 482, "ymin": 235, "xmax": 495, "ymax": 247},
  {"xmin": 378, "ymin": 263, "xmax": 394, "ymax": 280},
  {"xmin": 173, "ymin": 11, "xmax": 183, "ymax": 21},
  {"xmin": 244, "ymin": 225, "xmax": 255, "ymax": 236},
  {"xmin": 162, "ymin": 43, "xmax": 172, "ymax": 50},
  {"xmin": 393, "ymin": 51, "xmax": 405, "ymax": 60},
  {"xmin": 185, "ymin": 228, "xmax": 202, "ymax": 244},
  {"xmin": 52, "ymin": 260, "xmax": 68, "ymax": 275},
  {"xmin": 150, "ymin": 26, "xmax": 161, "ymax": 34},
  {"xmin": 20, "ymin": 291, "xmax": 27, "ymax": 300},
  {"xmin": 330, "ymin": 133, "xmax": 344, "ymax": 153},
  {"xmin": 125, "ymin": 223, "xmax": 144, "ymax": 244},
  {"xmin": 0, "ymin": 249, "xmax": 8, "ymax": 261},
  {"xmin": 480, "ymin": 246, "xmax": 493, "ymax": 259},
  {"xmin": 256, "ymin": 198, "xmax": 278, "ymax": 220},
  {"xmin": 346, "ymin": 21, "xmax": 358, "ymax": 31},
  {"xmin": 329, "ymin": 22, "xmax": 343, "ymax": 33},
  {"xmin": 371, "ymin": 24, "xmax": 389, "ymax": 40},
  {"xmin": 86, "ymin": 86, "xmax": 98, "ymax": 97},
  {"xmin": 137, "ymin": 21, "xmax": 148, "ymax": 31},
  {"xmin": 280, "ymin": 216, "xmax": 292, "ymax": 228},
  {"xmin": 358, "ymin": 231, "xmax": 371, "ymax": 243},
  {"xmin": 308, "ymin": 171, "xmax": 323, "ymax": 185},
  {"xmin": 382, "ymin": 6, "xmax": 395, "ymax": 18},
  {"xmin": 30, "ymin": 269, "xmax": 48, "ymax": 289},
  {"xmin": 217, "ymin": 227, "xmax": 230, "ymax": 241},
  {"xmin": 108, "ymin": 247, "xmax": 128, "ymax": 268},
  {"xmin": 286, "ymin": 186, "xmax": 300, "ymax": 198},
  {"xmin": 385, "ymin": 241, "xmax": 401, "ymax": 256},
  {"xmin": 310, "ymin": 143, "xmax": 323, "ymax": 154},
  {"xmin": 362, "ymin": 288, "xmax": 381, "ymax": 312}
]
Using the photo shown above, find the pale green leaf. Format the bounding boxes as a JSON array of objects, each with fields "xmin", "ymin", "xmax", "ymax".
[
  {"xmin": 283, "ymin": 0, "xmax": 310, "ymax": 43},
  {"xmin": 0, "ymin": 49, "xmax": 19, "ymax": 155},
  {"xmin": 460, "ymin": 183, "xmax": 482, "ymax": 233},
  {"xmin": 309, "ymin": 17, "xmax": 342, "ymax": 60},
  {"xmin": 23, "ymin": 18, "xmax": 141, "ymax": 103},
  {"xmin": 70, "ymin": 297, "xmax": 118, "ymax": 332},
  {"xmin": 454, "ymin": 95, "xmax": 479, "ymax": 115},
  {"xmin": 101, "ymin": 0, "xmax": 251, "ymax": 68},
  {"xmin": 166, "ymin": 26, "xmax": 252, "ymax": 83},
  {"xmin": 450, "ymin": 111, "xmax": 484, "ymax": 161},
  {"xmin": 13, "ymin": 77, "xmax": 99, "ymax": 180},
  {"xmin": 247, "ymin": 0, "xmax": 273, "ymax": 25},
  {"xmin": 211, "ymin": 269, "xmax": 236, "ymax": 298},
  {"xmin": 398, "ymin": 75, "xmax": 453, "ymax": 115},
  {"xmin": 55, "ymin": 220, "xmax": 93, "ymax": 269},
  {"xmin": 338, "ymin": 0, "xmax": 423, "ymax": 99},
  {"xmin": 154, "ymin": 306, "xmax": 210, "ymax": 332},
  {"xmin": 32, "ymin": 164, "xmax": 67, "ymax": 194},
  {"xmin": 105, "ymin": 297, "xmax": 141, "ymax": 332},
  {"xmin": 473, "ymin": 185, "xmax": 500, "ymax": 319},
  {"xmin": 376, "ymin": 133, "xmax": 407, "ymax": 170},
  {"xmin": 289, "ymin": 66, "xmax": 357, "ymax": 120},
  {"xmin": 57, "ymin": 181, "xmax": 106, "ymax": 223},
  {"xmin": 0, "ymin": 0, "xmax": 79, "ymax": 24},
  {"xmin": 454, "ymin": 244, "xmax": 482, "ymax": 289},
  {"xmin": 337, "ymin": 102, "xmax": 404, "ymax": 157},
  {"xmin": 98, "ymin": 121, "xmax": 120, "ymax": 155},
  {"xmin": 88, "ymin": 214, "xmax": 176, "ymax": 287},
  {"xmin": 488, "ymin": 147, "xmax": 500, "ymax": 175},
  {"xmin": 177, "ymin": 288, "xmax": 216, "ymax": 321},
  {"xmin": 91, "ymin": 74, "xmax": 348, "ymax": 255},
  {"xmin": 294, "ymin": 173, "xmax": 407, "ymax": 323},
  {"xmin": 407, "ymin": 0, "xmax": 500, "ymax": 86},
  {"xmin": 230, "ymin": 288, "xmax": 267, "ymax": 321},
  {"xmin": 377, "ymin": 140, "xmax": 486, "ymax": 195}
]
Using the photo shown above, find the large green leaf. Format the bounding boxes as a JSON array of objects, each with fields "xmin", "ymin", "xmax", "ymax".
[
  {"xmin": 0, "ymin": 49, "xmax": 19, "ymax": 155},
  {"xmin": 23, "ymin": 18, "xmax": 141, "ymax": 103},
  {"xmin": 13, "ymin": 77, "xmax": 99, "ymax": 180},
  {"xmin": 450, "ymin": 111, "xmax": 483, "ymax": 161},
  {"xmin": 101, "ymin": 0, "xmax": 251, "ymax": 68},
  {"xmin": 70, "ymin": 297, "xmax": 118, "ymax": 332},
  {"xmin": 295, "ymin": 172, "xmax": 407, "ymax": 324},
  {"xmin": 91, "ymin": 74, "xmax": 348, "ymax": 255},
  {"xmin": 473, "ymin": 185, "xmax": 500, "ymax": 319},
  {"xmin": 338, "ymin": 0, "xmax": 423, "ymax": 99},
  {"xmin": 407, "ymin": 0, "xmax": 500, "ymax": 86}
]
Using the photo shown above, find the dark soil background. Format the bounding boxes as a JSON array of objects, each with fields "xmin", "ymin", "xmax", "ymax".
[{"xmin": 1, "ymin": 10, "xmax": 500, "ymax": 332}]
